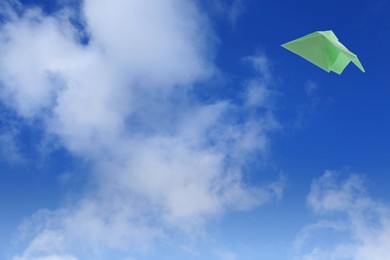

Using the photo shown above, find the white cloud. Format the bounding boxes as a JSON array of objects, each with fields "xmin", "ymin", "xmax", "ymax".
[
  {"xmin": 307, "ymin": 171, "xmax": 368, "ymax": 213},
  {"xmin": 82, "ymin": 0, "xmax": 214, "ymax": 87},
  {"xmin": 242, "ymin": 55, "xmax": 274, "ymax": 108},
  {"xmin": 0, "ymin": 0, "xmax": 283, "ymax": 258},
  {"xmin": 207, "ymin": 0, "xmax": 246, "ymax": 28},
  {"xmin": 13, "ymin": 230, "xmax": 78, "ymax": 260},
  {"xmin": 0, "ymin": 107, "xmax": 26, "ymax": 164},
  {"xmin": 215, "ymin": 248, "xmax": 238, "ymax": 260},
  {"xmin": 295, "ymin": 171, "xmax": 390, "ymax": 260},
  {"xmin": 228, "ymin": 0, "xmax": 245, "ymax": 28},
  {"xmin": 0, "ymin": 127, "xmax": 23, "ymax": 163}
]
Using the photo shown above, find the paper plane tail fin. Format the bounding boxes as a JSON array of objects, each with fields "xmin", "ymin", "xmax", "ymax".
[{"xmin": 351, "ymin": 57, "xmax": 365, "ymax": 72}]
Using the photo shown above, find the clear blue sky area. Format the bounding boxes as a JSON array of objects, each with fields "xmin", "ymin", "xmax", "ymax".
[{"xmin": 1, "ymin": 0, "xmax": 389, "ymax": 259}]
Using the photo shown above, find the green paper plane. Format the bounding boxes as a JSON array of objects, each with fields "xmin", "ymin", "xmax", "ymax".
[{"xmin": 282, "ymin": 30, "xmax": 365, "ymax": 74}]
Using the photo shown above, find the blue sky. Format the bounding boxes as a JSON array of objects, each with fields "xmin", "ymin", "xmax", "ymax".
[{"xmin": 1, "ymin": 0, "xmax": 390, "ymax": 259}]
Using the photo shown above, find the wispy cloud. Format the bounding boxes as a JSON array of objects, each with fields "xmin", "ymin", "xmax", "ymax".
[
  {"xmin": 0, "ymin": 130, "xmax": 22, "ymax": 164},
  {"xmin": 0, "ymin": 0, "xmax": 283, "ymax": 258},
  {"xmin": 0, "ymin": 121, "xmax": 23, "ymax": 164},
  {"xmin": 215, "ymin": 248, "xmax": 238, "ymax": 260},
  {"xmin": 0, "ymin": 107, "xmax": 25, "ymax": 164},
  {"xmin": 294, "ymin": 80, "xmax": 334, "ymax": 128},
  {"xmin": 228, "ymin": 0, "xmax": 245, "ymax": 28},
  {"xmin": 205, "ymin": 0, "xmax": 246, "ymax": 28},
  {"xmin": 295, "ymin": 171, "xmax": 390, "ymax": 260}
]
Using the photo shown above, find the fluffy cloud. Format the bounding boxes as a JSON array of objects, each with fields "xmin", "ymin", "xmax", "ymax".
[
  {"xmin": 295, "ymin": 171, "xmax": 390, "ymax": 260},
  {"xmin": 0, "ymin": 0, "xmax": 282, "ymax": 258}
]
